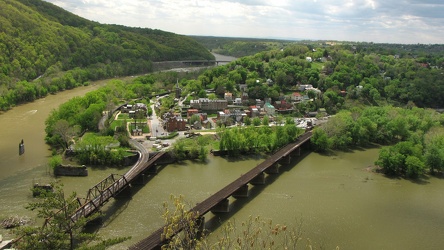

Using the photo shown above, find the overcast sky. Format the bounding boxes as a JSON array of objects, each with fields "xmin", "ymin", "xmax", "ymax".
[{"xmin": 44, "ymin": 0, "xmax": 444, "ymax": 44}]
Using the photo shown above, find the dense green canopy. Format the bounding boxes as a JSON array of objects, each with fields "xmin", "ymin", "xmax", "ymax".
[{"xmin": 0, "ymin": 0, "xmax": 213, "ymax": 110}]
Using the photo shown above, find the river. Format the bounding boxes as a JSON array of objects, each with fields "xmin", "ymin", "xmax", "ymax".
[{"xmin": 1, "ymin": 57, "xmax": 444, "ymax": 249}]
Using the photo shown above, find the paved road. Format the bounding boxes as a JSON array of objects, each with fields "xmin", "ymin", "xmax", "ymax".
[{"xmin": 149, "ymin": 99, "xmax": 166, "ymax": 137}]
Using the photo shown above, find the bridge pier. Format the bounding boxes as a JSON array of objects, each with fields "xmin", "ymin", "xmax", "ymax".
[
  {"xmin": 291, "ymin": 147, "xmax": 301, "ymax": 156},
  {"xmin": 211, "ymin": 198, "xmax": 230, "ymax": 213},
  {"xmin": 232, "ymin": 184, "xmax": 249, "ymax": 198},
  {"xmin": 133, "ymin": 173, "xmax": 149, "ymax": 185},
  {"xmin": 195, "ymin": 216, "xmax": 205, "ymax": 239},
  {"xmin": 146, "ymin": 165, "xmax": 158, "ymax": 175},
  {"xmin": 265, "ymin": 163, "xmax": 279, "ymax": 174},
  {"xmin": 250, "ymin": 172, "xmax": 266, "ymax": 185},
  {"xmin": 115, "ymin": 185, "xmax": 132, "ymax": 198},
  {"xmin": 279, "ymin": 155, "xmax": 291, "ymax": 165}
]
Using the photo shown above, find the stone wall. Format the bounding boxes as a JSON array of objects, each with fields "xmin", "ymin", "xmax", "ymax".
[{"xmin": 54, "ymin": 165, "xmax": 88, "ymax": 176}]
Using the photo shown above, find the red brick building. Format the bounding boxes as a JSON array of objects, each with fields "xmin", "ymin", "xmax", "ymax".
[{"xmin": 165, "ymin": 116, "xmax": 187, "ymax": 132}]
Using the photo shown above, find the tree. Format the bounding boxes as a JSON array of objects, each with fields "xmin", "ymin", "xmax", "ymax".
[
  {"xmin": 14, "ymin": 183, "xmax": 129, "ymax": 250},
  {"xmin": 189, "ymin": 114, "xmax": 202, "ymax": 128},
  {"xmin": 160, "ymin": 194, "xmax": 312, "ymax": 250},
  {"xmin": 244, "ymin": 116, "xmax": 252, "ymax": 126},
  {"xmin": 15, "ymin": 184, "xmax": 94, "ymax": 249},
  {"xmin": 405, "ymin": 156, "xmax": 425, "ymax": 178},
  {"xmin": 49, "ymin": 155, "xmax": 62, "ymax": 170},
  {"xmin": 262, "ymin": 115, "xmax": 269, "ymax": 126},
  {"xmin": 252, "ymin": 117, "xmax": 261, "ymax": 126},
  {"xmin": 52, "ymin": 119, "xmax": 80, "ymax": 149},
  {"xmin": 310, "ymin": 128, "xmax": 330, "ymax": 152}
]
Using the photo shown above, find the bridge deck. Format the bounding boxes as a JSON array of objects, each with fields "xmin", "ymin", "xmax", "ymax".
[
  {"xmin": 130, "ymin": 131, "xmax": 312, "ymax": 250},
  {"xmin": 70, "ymin": 142, "xmax": 164, "ymax": 223}
]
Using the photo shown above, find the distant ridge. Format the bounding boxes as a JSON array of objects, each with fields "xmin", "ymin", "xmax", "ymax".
[{"xmin": 1, "ymin": 0, "xmax": 214, "ymax": 83}]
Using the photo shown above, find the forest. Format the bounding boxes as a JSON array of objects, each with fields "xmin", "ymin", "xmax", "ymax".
[{"xmin": 0, "ymin": 0, "xmax": 213, "ymax": 111}]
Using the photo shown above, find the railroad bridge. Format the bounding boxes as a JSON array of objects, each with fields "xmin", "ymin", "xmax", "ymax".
[
  {"xmin": 70, "ymin": 140, "xmax": 166, "ymax": 223},
  {"xmin": 130, "ymin": 131, "xmax": 312, "ymax": 250}
]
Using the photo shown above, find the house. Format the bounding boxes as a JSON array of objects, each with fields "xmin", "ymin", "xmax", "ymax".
[
  {"xmin": 233, "ymin": 98, "xmax": 242, "ymax": 105},
  {"xmin": 187, "ymin": 109, "xmax": 199, "ymax": 118},
  {"xmin": 274, "ymin": 100, "xmax": 293, "ymax": 112},
  {"xmin": 218, "ymin": 111, "xmax": 230, "ymax": 122},
  {"xmin": 307, "ymin": 111, "xmax": 318, "ymax": 117},
  {"xmin": 256, "ymin": 99, "xmax": 264, "ymax": 108},
  {"xmin": 132, "ymin": 128, "xmax": 143, "ymax": 136},
  {"xmin": 239, "ymin": 84, "xmax": 248, "ymax": 92},
  {"xmin": 135, "ymin": 103, "xmax": 147, "ymax": 111},
  {"xmin": 200, "ymin": 113, "xmax": 208, "ymax": 121},
  {"xmin": 305, "ymin": 87, "xmax": 322, "ymax": 94},
  {"xmin": 298, "ymin": 84, "xmax": 313, "ymax": 92},
  {"xmin": 191, "ymin": 120, "xmax": 202, "ymax": 130},
  {"xmin": 306, "ymin": 57, "xmax": 312, "ymax": 62},
  {"xmin": 249, "ymin": 106, "xmax": 260, "ymax": 117},
  {"xmin": 202, "ymin": 120, "xmax": 212, "ymax": 129},
  {"xmin": 224, "ymin": 92, "xmax": 233, "ymax": 103},
  {"xmin": 291, "ymin": 92, "xmax": 303, "ymax": 102},
  {"xmin": 241, "ymin": 92, "xmax": 249, "ymax": 105},
  {"xmin": 263, "ymin": 102, "xmax": 275, "ymax": 116},
  {"xmin": 230, "ymin": 109, "xmax": 247, "ymax": 123}
]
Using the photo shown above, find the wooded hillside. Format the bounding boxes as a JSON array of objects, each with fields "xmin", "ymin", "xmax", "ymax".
[{"xmin": 0, "ymin": 0, "xmax": 213, "ymax": 110}]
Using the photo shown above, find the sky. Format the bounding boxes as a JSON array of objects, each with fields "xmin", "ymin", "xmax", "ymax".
[{"xmin": 44, "ymin": 0, "xmax": 444, "ymax": 44}]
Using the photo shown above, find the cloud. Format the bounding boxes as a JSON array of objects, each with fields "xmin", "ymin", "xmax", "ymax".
[{"xmin": 43, "ymin": 0, "xmax": 444, "ymax": 43}]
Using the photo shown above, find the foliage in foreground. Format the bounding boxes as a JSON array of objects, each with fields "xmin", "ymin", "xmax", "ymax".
[
  {"xmin": 160, "ymin": 195, "xmax": 322, "ymax": 250},
  {"xmin": 13, "ymin": 183, "xmax": 129, "ymax": 250}
]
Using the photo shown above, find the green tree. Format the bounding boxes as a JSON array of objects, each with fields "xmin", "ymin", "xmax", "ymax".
[
  {"xmin": 405, "ymin": 156, "xmax": 425, "ymax": 178},
  {"xmin": 262, "ymin": 115, "xmax": 269, "ymax": 126},
  {"xmin": 189, "ymin": 114, "xmax": 202, "ymax": 128},
  {"xmin": 48, "ymin": 155, "xmax": 62, "ymax": 170},
  {"xmin": 311, "ymin": 128, "xmax": 330, "ymax": 152},
  {"xmin": 15, "ymin": 184, "xmax": 96, "ymax": 250},
  {"xmin": 244, "ymin": 116, "xmax": 252, "ymax": 126},
  {"xmin": 15, "ymin": 184, "xmax": 128, "ymax": 250},
  {"xmin": 160, "ymin": 194, "xmax": 311, "ymax": 250},
  {"xmin": 252, "ymin": 117, "xmax": 261, "ymax": 126},
  {"xmin": 52, "ymin": 119, "xmax": 80, "ymax": 149}
]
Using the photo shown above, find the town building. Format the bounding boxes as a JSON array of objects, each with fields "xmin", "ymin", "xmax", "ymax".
[
  {"xmin": 233, "ymin": 97, "xmax": 242, "ymax": 105},
  {"xmin": 256, "ymin": 99, "xmax": 264, "ymax": 108},
  {"xmin": 224, "ymin": 92, "xmax": 233, "ymax": 103},
  {"xmin": 190, "ymin": 98, "xmax": 228, "ymax": 111},
  {"xmin": 187, "ymin": 109, "xmax": 199, "ymax": 118},
  {"xmin": 249, "ymin": 106, "xmax": 260, "ymax": 117},
  {"xmin": 165, "ymin": 116, "xmax": 187, "ymax": 132},
  {"xmin": 263, "ymin": 102, "xmax": 275, "ymax": 116},
  {"xmin": 291, "ymin": 92, "xmax": 303, "ymax": 102}
]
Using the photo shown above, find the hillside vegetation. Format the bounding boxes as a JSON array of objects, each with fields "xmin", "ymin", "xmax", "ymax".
[{"xmin": 0, "ymin": 0, "xmax": 213, "ymax": 110}]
